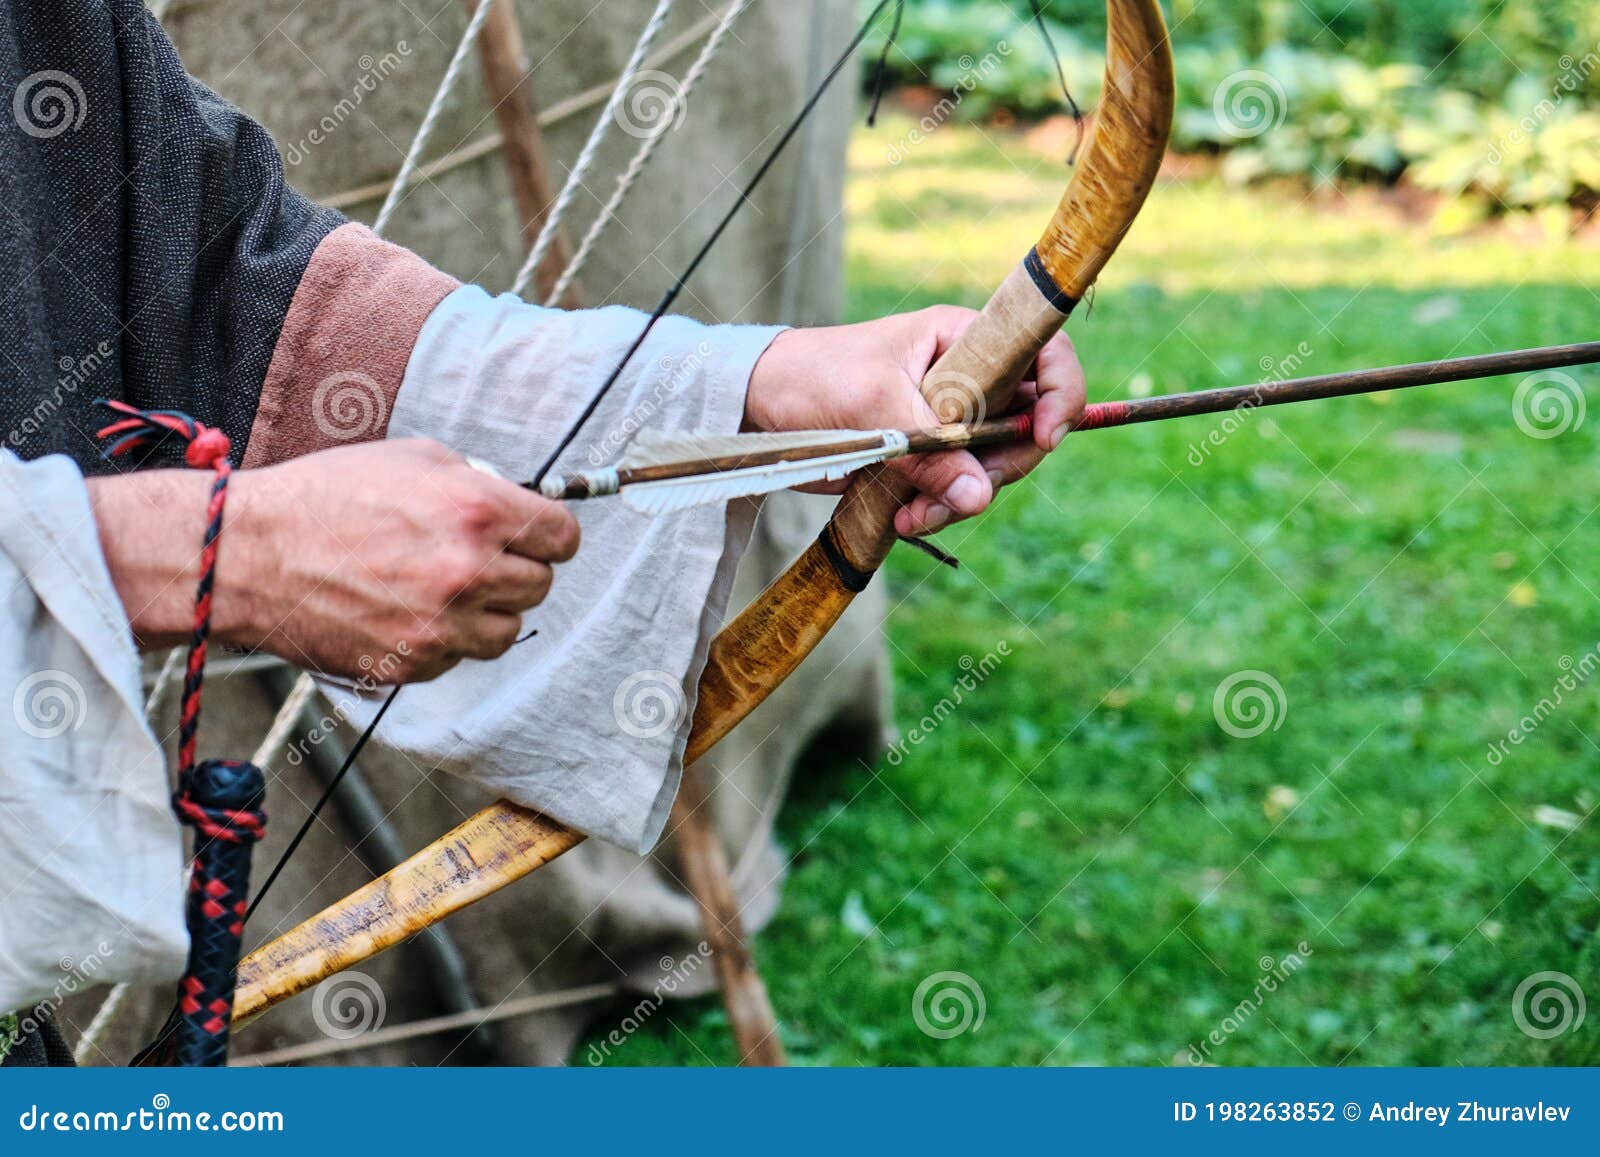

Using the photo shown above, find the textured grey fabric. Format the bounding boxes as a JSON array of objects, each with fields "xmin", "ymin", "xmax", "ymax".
[{"xmin": 0, "ymin": 0, "xmax": 341, "ymax": 472}]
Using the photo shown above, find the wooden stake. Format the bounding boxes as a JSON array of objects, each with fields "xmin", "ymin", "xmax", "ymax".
[
  {"xmin": 669, "ymin": 765, "xmax": 788, "ymax": 1065},
  {"xmin": 468, "ymin": 0, "xmax": 578, "ymax": 304}
]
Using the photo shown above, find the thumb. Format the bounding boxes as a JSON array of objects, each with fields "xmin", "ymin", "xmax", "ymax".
[{"xmin": 889, "ymin": 447, "xmax": 992, "ymax": 522}]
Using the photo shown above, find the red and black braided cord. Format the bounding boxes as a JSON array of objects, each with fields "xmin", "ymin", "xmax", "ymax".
[{"xmin": 96, "ymin": 401, "xmax": 266, "ymax": 1068}]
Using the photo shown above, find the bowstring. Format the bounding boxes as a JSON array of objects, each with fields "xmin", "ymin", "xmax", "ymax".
[
  {"xmin": 245, "ymin": 0, "xmax": 902, "ymax": 922},
  {"xmin": 1024, "ymin": 0, "xmax": 1085, "ymax": 165}
]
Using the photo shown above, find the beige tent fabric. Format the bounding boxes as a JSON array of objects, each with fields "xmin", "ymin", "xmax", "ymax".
[{"xmin": 62, "ymin": 0, "xmax": 888, "ymax": 1066}]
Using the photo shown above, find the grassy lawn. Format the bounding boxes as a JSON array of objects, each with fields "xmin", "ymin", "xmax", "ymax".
[{"xmin": 595, "ymin": 117, "xmax": 1600, "ymax": 1066}]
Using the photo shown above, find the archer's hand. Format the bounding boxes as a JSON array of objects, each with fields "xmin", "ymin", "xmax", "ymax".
[
  {"xmin": 743, "ymin": 307, "xmax": 1085, "ymax": 536},
  {"xmin": 91, "ymin": 439, "xmax": 580, "ymax": 683}
]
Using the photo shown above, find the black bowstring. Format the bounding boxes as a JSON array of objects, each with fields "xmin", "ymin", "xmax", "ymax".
[
  {"xmin": 865, "ymin": 0, "xmax": 906, "ymax": 127},
  {"xmin": 243, "ymin": 0, "xmax": 903, "ymax": 927},
  {"xmin": 1025, "ymin": 0, "xmax": 1084, "ymax": 165}
]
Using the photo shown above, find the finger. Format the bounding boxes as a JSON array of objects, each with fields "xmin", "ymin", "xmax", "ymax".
[
  {"xmin": 456, "ymin": 609, "xmax": 525, "ymax": 662},
  {"xmin": 501, "ymin": 491, "xmax": 582, "ymax": 562},
  {"xmin": 888, "ymin": 447, "xmax": 992, "ymax": 519},
  {"xmin": 895, "ymin": 491, "xmax": 964, "ymax": 538},
  {"xmin": 474, "ymin": 555, "xmax": 554, "ymax": 613},
  {"xmin": 1030, "ymin": 332, "xmax": 1087, "ymax": 450},
  {"xmin": 902, "ymin": 305, "xmax": 981, "ymax": 375},
  {"xmin": 402, "ymin": 652, "xmax": 465, "ymax": 684},
  {"xmin": 973, "ymin": 440, "xmax": 1046, "ymax": 487}
]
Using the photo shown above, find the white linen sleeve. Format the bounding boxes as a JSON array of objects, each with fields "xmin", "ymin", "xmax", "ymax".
[
  {"xmin": 0, "ymin": 452, "xmax": 186, "ymax": 1014},
  {"xmin": 318, "ymin": 287, "xmax": 785, "ymax": 854}
]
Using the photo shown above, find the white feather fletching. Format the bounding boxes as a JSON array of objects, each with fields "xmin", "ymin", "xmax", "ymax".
[
  {"xmin": 619, "ymin": 428, "xmax": 876, "ymax": 468},
  {"xmin": 617, "ymin": 430, "xmax": 908, "ymax": 515}
]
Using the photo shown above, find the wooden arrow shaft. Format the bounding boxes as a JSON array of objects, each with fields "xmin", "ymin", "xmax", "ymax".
[{"xmin": 1077, "ymin": 341, "xmax": 1600, "ymax": 431}]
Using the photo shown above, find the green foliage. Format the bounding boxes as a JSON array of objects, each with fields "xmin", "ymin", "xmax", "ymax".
[
  {"xmin": 865, "ymin": 1, "xmax": 1600, "ymax": 215},
  {"xmin": 1403, "ymin": 80, "xmax": 1600, "ymax": 224},
  {"xmin": 953, "ymin": 0, "xmax": 1600, "ymax": 97}
]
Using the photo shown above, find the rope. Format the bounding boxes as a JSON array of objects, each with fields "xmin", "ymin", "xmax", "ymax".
[
  {"xmin": 371, "ymin": 0, "xmax": 497, "ymax": 237},
  {"xmin": 510, "ymin": 0, "xmax": 679, "ymax": 297},
  {"xmin": 72, "ymin": 981, "xmax": 132, "ymax": 1064},
  {"xmin": 249, "ymin": 674, "xmax": 318, "ymax": 768},
  {"xmin": 233, "ymin": 981, "xmax": 620, "ymax": 1066},
  {"xmin": 316, "ymin": 7, "xmax": 733, "ymax": 212},
  {"xmin": 543, "ymin": 0, "xmax": 755, "ymax": 306}
]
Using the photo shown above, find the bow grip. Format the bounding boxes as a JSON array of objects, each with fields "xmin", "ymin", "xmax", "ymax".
[{"xmin": 826, "ymin": 258, "xmax": 1074, "ymax": 577}]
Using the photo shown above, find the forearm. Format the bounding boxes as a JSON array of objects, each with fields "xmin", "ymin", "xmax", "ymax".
[{"xmin": 85, "ymin": 471, "xmax": 265, "ymax": 650}]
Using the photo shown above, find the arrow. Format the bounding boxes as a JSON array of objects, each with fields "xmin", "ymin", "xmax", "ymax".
[{"xmin": 539, "ymin": 341, "xmax": 1600, "ymax": 513}]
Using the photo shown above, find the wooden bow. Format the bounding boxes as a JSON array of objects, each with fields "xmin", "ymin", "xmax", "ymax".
[{"xmin": 230, "ymin": 0, "xmax": 1177, "ymax": 1027}]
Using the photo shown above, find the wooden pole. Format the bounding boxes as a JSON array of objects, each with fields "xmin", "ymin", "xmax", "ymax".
[
  {"xmin": 669, "ymin": 764, "xmax": 788, "ymax": 1065},
  {"xmin": 468, "ymin": 0, "xmax": 577, "ymax": 304}
]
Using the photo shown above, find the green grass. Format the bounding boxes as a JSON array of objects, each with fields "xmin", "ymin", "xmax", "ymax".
[{"xmin": 589, "ymin": 118, "xmax": 1600, "ymax": 1066}]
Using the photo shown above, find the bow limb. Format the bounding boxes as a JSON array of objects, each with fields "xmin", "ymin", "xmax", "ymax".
[
  {"xmin": 688, "ymin": 0, "xmax": 1174, "ymax": 757},
  {"xmin": 231, "ymin": 0, "xmax": 1173, "ymax": 1028}
]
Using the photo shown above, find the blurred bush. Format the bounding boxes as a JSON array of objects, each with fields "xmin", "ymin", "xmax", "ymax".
[{"xmin": 864, "ymin": 0, "xmax": 1600, "ymax": 221}]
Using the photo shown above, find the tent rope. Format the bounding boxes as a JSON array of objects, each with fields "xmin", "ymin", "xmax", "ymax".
[
  {"xmin": 543, "ymin": 0, "xmax": 754, "ymax": 306},
  {"xmin": 509, "ymin": 0, "xmax": 679, "ymax": 297},
  {"xmin": 372, "ymin": 0, "xmax": 497, "ymax": 236}
]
